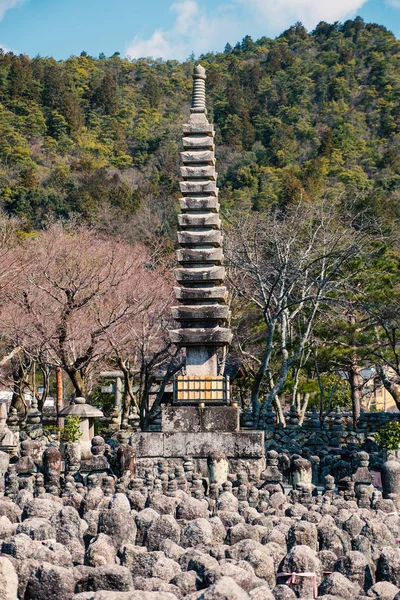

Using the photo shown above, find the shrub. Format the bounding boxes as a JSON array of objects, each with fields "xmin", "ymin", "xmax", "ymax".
[
  {"xmin": 60, "ymin": 416, "xmax": 82, "ymax": 442},
  {"xmin": 375, "ymin": 420, "xmax": 400, "ymax": 450}
]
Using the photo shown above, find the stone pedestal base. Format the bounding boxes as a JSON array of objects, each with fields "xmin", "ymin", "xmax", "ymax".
[
  {"xmin": 130, "ymin": 430, "xmax": 265, "ymax": 481},
  {"xmin": 162, "ymin": 405, "xmax": 239, "ymax": 433}
]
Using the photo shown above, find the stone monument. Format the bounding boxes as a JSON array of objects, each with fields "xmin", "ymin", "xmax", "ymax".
[
  {"xmin": 59, "ymin": 397, "xmax": 104, "ymax": 460},
  {"xmin": 131, "ymin": 65, "xmax": 264, "ymax": 477}
]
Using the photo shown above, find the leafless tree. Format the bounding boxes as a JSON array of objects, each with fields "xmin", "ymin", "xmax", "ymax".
[
  {"xmin": 106, "ymin": 264, "xmax": 183, "ymax": 429},
  {"xmin": 0, "ymin": 225, "xmax": 161, "ymax": 399},
  {"xmin": 225, "ymin": 200, "xmax": 372, "ymax": 424}
]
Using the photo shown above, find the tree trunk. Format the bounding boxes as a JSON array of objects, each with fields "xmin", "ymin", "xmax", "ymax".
[
  {"xmin": 377, "ymin": 365, "xmax": 400, "ymax": 411},
  {"xmin": 250, "ymin": 322, "xmax": 276, "ymax": 422},
  {"xmin": 297, "ymin": 392, "xmax": 310, "ymax": 426},
  {"xmin": 349, "ymin": 361, "xmax": 361, "ymax": 427},
  {"xmin": 273, "ymin": 396, "xmax": 286, "ymax": 426},
  {"xmin": 65, "ymin": 369, "xmax": 87, "ymax": 398},
  {"xmin": 56, "ymin": 366, "xmax": 64, "ymax": 427},
  {"xmin": 143, "ymin": 360, "xmax": 183, "ymax": 430},
  {"xmin": 37, "ymin": 364, "xmax": 50, "ymax": 412},
  {"xmin": 10, "ymin": 354, "xmax": 30, "ymax": 415},
  {"xmin": 264, "ymin": 370, "xmax": 285, "ymax": 426}
]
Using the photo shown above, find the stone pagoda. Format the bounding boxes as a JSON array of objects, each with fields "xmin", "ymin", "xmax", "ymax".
[
  {"xmin": 131, "ymin": 66, "xmax": 264, "ymax": 478},
  {"xmin": 170, "ymin": 64, "xmax": 232, "ymax": 382}
]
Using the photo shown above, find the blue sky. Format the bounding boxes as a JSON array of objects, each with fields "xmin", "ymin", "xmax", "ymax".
[{"xmin": 0, "ymin": 0, "xmax": 399, "ymax": 61}]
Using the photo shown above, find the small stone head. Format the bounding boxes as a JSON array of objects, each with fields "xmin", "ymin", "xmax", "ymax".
[{"xmin": 91, "ymin": 436, "xmax": 105, "ymax": 456}]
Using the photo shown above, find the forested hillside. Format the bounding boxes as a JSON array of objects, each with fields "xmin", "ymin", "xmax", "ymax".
[{"xmin": 0, "ymin": 17, "xmax": 399, "ymax": 233}]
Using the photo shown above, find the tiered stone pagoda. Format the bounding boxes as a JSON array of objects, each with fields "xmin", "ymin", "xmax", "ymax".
[
  {"xmin": 170, "ymin": 64, "xmax": 232, "ymax": 383},
  {"xmin": 131, "ymin": 65, "xmax": 264, "ymax": 477}
]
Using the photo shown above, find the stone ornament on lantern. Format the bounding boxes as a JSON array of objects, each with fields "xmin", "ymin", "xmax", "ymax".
[{"xmin": 59, "ymin": 397, "xmax": 104, "ymax": 460}]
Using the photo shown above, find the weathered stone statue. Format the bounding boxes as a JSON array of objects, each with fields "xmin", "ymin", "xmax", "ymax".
[
  {"xmin": 59, "ymin": 397, "xmax": 103, "ymax": 459},
  {"xmin": 42, "ymin": 446, "xmax": 61, "ymax": 492},
  {"xmin": 0, "ymin": 402, "xmax": 18, "ymax": 456}
]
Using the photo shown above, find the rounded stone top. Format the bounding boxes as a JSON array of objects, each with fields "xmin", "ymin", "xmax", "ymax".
[
  {"xmin": 92, "ymin": 435, "xmax": 105, "ymax": 446},
  {"xmin": 75, "ymin": 397, "xmax": 86, "ymax": 404},
  {"xmin": 267, "ymin": 450, "xmax": 279, "ymax": 461},
  {"xmin": 194, "ymin": 64, "xmax": 206, "ymax": 77},
  {"xmin": 358, "ymin": 451, "xmax": 369, "ymax": 460}
]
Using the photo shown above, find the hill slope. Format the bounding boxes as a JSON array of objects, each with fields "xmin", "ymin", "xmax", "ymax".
[{"xmin": 0, "ymin": 17, "xmax": 399, "ymax": 232}]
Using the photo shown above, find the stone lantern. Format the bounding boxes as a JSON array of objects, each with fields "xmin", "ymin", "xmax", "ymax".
[{"xmin": 59, "ymin": 397, "xmax": 103, "ymax": 460}]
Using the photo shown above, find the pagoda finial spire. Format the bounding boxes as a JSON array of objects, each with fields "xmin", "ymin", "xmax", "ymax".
[{"xmin": 191, "ymin": 64, "xmax": 206, "ymax": 114}]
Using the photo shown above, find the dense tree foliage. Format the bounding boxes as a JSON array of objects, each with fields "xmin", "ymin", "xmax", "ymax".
[
  {"xmin": 0, "ymin": 18, "xmax": 399, "ymax": 231},
  {"xmin": 1, "ymin": 18, "xmax": 400, "ymax": 422}
]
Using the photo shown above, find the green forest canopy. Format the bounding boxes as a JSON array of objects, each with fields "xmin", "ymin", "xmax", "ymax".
[{"xmin": 0, "ymin": 17, "xmax": 399, "ymax": 232}]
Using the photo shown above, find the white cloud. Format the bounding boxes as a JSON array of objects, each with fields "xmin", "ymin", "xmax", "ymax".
[
  {"xmin": 125, "ymin": 0, "xmax": 369, "ymax": 61},
  {"xmin": 126, "ymin": 0, "xmax": 242, "ymax": 61},
  {"xmin": 386, "ymin": 0, "xmax": 400, "ymax": 7},
  {"xmin": 0, "ymin": 0, "xmax": 25, "ymax": 21},
  {"xmin": 0, "ymin": 43, "xmax": 10, "ymax": 52},
  {"xmin": 242, "ymin": 0, "xmax": 368, "ymax": 31}
]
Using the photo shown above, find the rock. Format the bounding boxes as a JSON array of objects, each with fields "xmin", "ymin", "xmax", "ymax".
[
  {"xmin": 75, "ymin": 565, "xmax": 133, "ymax": 592},
  {"xmin": 9, "ymin": 557, "xmax": 40, "ymax": 599},
  {"xmin": 226, "ymin": 523, "xmax": 258, "ymax": 545},
  {"xmin": 109, "ymin": 493, "xmax": 131, "ymax": 512},
  {"xmin": 159, "ymin": 540, "xmax": 185, "ymax": 563},
  {"xmin": 188, "ymin": 575, "xmax": 250, "ymax": 599},
  {"xmin": 135, "ymin": 509, "xmax": 159, "ymax": 546},
  {"xmin": 209, "ymin": 517, "xmax": 226, "ymax": 545},
  {"xmin": 318, "ymin": 549, "xmax": 338, "ymax": 573},
  {"xmin": 361, "ymin": 520, "xmax": 395, "ymax": 556},
  {"xmin": 217, "ymin": 511, "xmax": 244, "ymax": 528},
  {"xmin": 51, "ymin": 506, "xmax": 86, "ymax": 564},
  {"xmin": 148, "ymin": 493, "xmax": 179, "ymax": 516},
  {"xmin": 318, "ymin": 571, "xmax": 362, "ymax": 600},
  {"xmin": 183, "ymin": 550, "xmax": 220, "ymax": 586},
  {"xmin": 278, "ymin": 545, "xmax": 322, "ymax": 599},
  {"xmin": 72, "ymin": 592, "xmax": 179, "ymax": 599},
  {"xmin": 287, "ymin": 521, "xmax": 318, "ymax": 551},
  {"xmin": 146, "ymin": 515, "xmax": 181, "ymax": 551},
  {"xmin": 17, "ymin": 517, "xmax": 56, "ymax": 541},
  {"xmin": 227, "ymin": 540, "xmax": 275, "ymax": 585},
  {"xmin": 83, "ymin": 510, "xmax": 100, "ymax": 538},
  {"xmin": 0, "ymin": 556, "xmax": 18, "ymax": 600},
  {"xmin": 132, "ymin": 577, "xmax": 181, "ymax": 596},
  {"xmin": 86, "ymin": 533, "xmax": 117, "ymax": 567},
  {"xmin": 218, "ymin": 561, "xmax": 264, "ymax": 591},
  {"xmin": 98, "ymin": 509, "xmax": 137, "ymax": 550},
  {"xmin": 248, "ymin": 586, "xmax": 274, "ymax": 599},
  {"xmin": 216, "ymin": 493, "xmax": 239, "ymax": 512},
  {"xmin": 127, "ymin": 491, "xmax": 147, "ymax": 513},
  {"xmin": 0, "ymin": 500, "xmax": 21, "ymax": 523},
  {"xmin": 318, "ymin": 515, "xmax": 351, "ymax": 556},
  {"xmin": 342, "ymin": 513, "xmax": 365, "ymax": 539},
  {"xmin": 121, "ymin": 546, "xmax": 181, "ymax": 582},
  {"xmin": 176, "ymin": 496, "xmax": 208, "ymax": 520},
  {"xmin": 377, "ymin": 547, "xmax": 400, "ymax": 587},
  {"xmin": 22, "ymin": 498, "xmax": 61, "ymax": 521},
  {"xmin": 367, "ymin": 581, "xmax": 399, "ymax": 599},
  {"xmin": 25, "ymin": 561, "xmax": 75, "ymax": 600},
  {"xmin": 271, "ymin": 584, "xmax": 296, "ymax": 600},
  {"xmin": 172, "ymin": 571, "xmax": 201, "ymax": 595},
  {"xmin": 334, "ymin": 550, "xmax": 375, "ymax": 592},
  {"xmin": 181, "ymin": 519, "xmax": 213, "ymax": 548},
  {"xmin": 0, "ymin": 516, "xmax": 15, "ymax": 540}
]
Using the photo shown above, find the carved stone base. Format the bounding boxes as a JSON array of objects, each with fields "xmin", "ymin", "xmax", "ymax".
[
  {"xmin": 130, "ymin": 430, "xmax": 265, "ymax": 481},
  {"xmin": 162, "ymin": 405, "xmax": 239, "ymax": 433}
]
